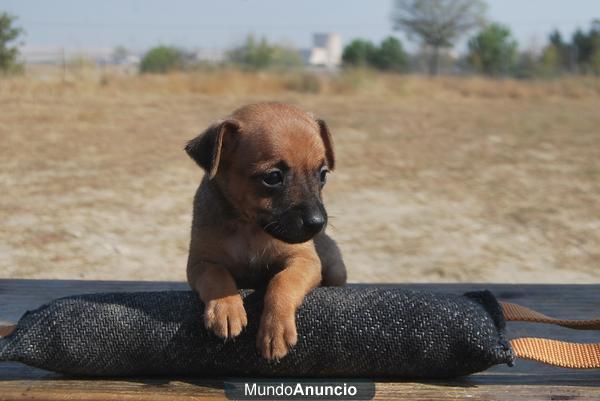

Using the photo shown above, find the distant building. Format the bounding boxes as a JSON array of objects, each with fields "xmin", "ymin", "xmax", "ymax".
[{"xmin": 307, "ymin": 33, "xmax": 342, "ymax": 69}]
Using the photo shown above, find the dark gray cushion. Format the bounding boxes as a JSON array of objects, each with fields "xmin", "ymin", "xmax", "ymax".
[{"xmin": 0, "ymin": 287, "xmax": 513, "ymax": 378}]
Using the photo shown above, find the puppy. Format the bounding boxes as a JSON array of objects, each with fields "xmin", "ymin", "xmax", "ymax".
[{"xmin": 185, "ymin": 102, "xmax": 346, "ymax": 360}]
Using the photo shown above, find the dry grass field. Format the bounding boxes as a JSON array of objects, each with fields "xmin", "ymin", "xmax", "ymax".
[{"xmin": 1, "ymin": 67, "xmax": 600, "ymax": 283}]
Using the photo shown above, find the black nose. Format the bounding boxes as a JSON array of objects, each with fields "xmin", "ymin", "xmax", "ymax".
[{"xmin": 303, "ymin": 213, "xmax": 325, "ymax": 234}]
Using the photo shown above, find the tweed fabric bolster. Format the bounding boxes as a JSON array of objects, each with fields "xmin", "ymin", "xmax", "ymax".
[{"xmin": 0, "ymin": 287, "xmax": 513, "ymax": 378}]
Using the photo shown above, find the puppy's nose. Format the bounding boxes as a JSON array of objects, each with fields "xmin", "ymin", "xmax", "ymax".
[{"xmin": 303, "ymin": 213, "xmax": 325, "ymax": 234}]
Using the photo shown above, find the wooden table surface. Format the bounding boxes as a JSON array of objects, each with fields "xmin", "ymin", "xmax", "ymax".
[{"xmin": 0, "ymin": 279, "xmax": 598, "ymax": 401}]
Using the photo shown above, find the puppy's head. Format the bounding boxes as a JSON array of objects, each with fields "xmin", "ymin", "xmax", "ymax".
[{"xmin": 186, "ymin": 102, "xmax": 335, "ymax": 244}]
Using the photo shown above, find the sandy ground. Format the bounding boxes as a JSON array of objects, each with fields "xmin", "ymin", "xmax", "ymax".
[{"xmin": 1, "ymin": 71, "xmax": 599, "ymax": 283}]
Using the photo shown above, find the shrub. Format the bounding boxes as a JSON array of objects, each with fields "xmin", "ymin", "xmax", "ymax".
[
  {"xmin": 342, "ymin": 39, "xmax": 377, "ymax": 67},
  {"xmin": 571, "ymin": 20, "xmax": 600, "ymax": 75},
  {"xmin": 0, "ymin": 12, "xmax": 24, "ymax": 74},
  {"xmin": 342, "ymin": 37, "xmax": 408, "ymax": 72},
  {"xmin": 371, "ymin": 37, "xmax": 408, "ymax": 71},
  {"xmin": 467, "ymin": 23, "xmax": 518, "ymax": 76},
  {"xmin": 139, "ymin": 46, "xmax": 186, "ymax": 74},
  {"xmin": 227, "ymin": 35, "xmax": 303, "ymax": 70}
]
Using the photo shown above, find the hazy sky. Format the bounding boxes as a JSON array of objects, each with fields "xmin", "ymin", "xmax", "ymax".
[{"xmin": 2, "ymin": 0, "xmax": 599, "ymax": 52}]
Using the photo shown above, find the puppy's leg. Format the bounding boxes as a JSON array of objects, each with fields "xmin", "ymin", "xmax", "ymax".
[
  {"xmin": 257, "ymin": 246, "xmax": 321, "ymax": 360},
  {"xmin": 314, "ymin": 233, "xmax": 347, "ymax": 286},
  {"xmin": 188, "ymin": 262, "xmax": 247, "ymax": 339}
]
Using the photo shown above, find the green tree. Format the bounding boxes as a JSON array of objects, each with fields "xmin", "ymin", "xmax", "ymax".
[
  {"xmin": 342, "ymin": 39, "xmax": 377, "ymax": 67},
  {"xmin": 539, "ymin": 44, "xmax": 561, "ymax": 76},
  {"xmin": 392, "ymin": 0, "xmax": 487, "ymax": 75},
  {"xmin": 139, "ymin": 46, "xmax": 186, "ymax": 73},
  {"xmin": 571, "ymin": 20, "xmax": 600, "ymax": 74},
  {"xmin": 467, "ymin": 23, "xmax": 517, "ymax": 76},
  {"xmin": 548, "ymin": 30, "xmax": 572, "ymax": 71},
  {"xmin": 572, "ymin": 28, "xmax": 592, "ymax": 66},
  {"xmin": 0, "ymin": 12, "xmax": 24, "ymax": 74},
  {"xmin": 342, "ymin": 37, "xmax": 408, "ymax": 72},
  {"xmin": 227, "ymin": 35, "xmax": 302, "ymax": 70},
  {"xmin": 371, "ymin": 36, "xmax": 408, "ymax": 71},
  {"xmin": 537, "ymin": 30, "xmax": 571, "ymax": 76}
]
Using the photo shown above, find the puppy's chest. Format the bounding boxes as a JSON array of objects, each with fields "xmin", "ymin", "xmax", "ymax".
[{"xmin": 222, "ymin": 229, "xmax": 283, "ymax": 284}]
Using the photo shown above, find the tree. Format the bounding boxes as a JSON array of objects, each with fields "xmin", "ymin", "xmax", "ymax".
[
  {"xmin": 0, "ymin": 12, "xmax": 24, "ymax": 74},
  {"xmin": 536, "ymin": 29, "xmax": 572, "ymax": 76},
  {"xmin": 467, "ymin": 23, "xmax": 517, "ymax": 76},
  {"xmin": 342, "ymin": 37, "xmax": 408, "ymax": 72},
  {"xmin": 589, "ymin": 20, "xmax": 600, "ymax": 75},
  {"xmin": 571, "ymin": 20, "xmax": 600, "ymax": 74},
  {"xmin": 228, "ymin": 35, "xmax": 272, "ymax": 70},
  {"xmin": 139, "ymin": 46, "xmax": 186, "ymax": 73},
  {"xmin": 269, "ymin": 43, "xmax": 304, "ymax": 69},
  {"xmin": 544, "ymin": 29, "xmax": 572, "ymax": 73},
  {"xmin": 539, "ymin": 44, "xmax": 561, "ymax": 76},
  {"xmin": 341, "ymin": 39, "xmax": 377, "ymax": 67},
  {"xmin": 227, "ymin": 35, "xmax": 302, "ymax": 70},
  {"xmin": 392, "ymin": 0, "xmax": 486, "ymax": 75},
  {"xmin": 371, "ymin": 36, "xmax": 408, "ymax": 71}
]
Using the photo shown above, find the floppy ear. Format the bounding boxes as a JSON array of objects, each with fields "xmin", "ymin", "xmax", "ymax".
[
  {"xmin": 316, "ymin": 119, "xmax": 335, "ymax": 171},
  {"xmin": 184, "ymin": 119, "xmax": 239, "ymax": 179}
]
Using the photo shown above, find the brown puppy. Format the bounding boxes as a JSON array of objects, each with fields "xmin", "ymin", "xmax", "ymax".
[{"xmin": 185, "ymin": 102, "xmax": 346, "ymax": 360}]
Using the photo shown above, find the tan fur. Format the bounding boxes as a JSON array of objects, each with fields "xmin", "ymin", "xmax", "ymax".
[{"xmin": 185, "ymin": 102, "xmax": 346, "ymax": 359}]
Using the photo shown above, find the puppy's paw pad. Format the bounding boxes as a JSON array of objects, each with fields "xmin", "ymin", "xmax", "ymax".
[
  {"xmin": 204, "ymin": 295, "xmax": 247, "ymax": 339},
  {"xmin": 257, "ymin": 312, "xmax": 297, "ymax": 360}
]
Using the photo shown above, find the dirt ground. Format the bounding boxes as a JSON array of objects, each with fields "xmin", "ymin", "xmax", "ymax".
[{"xmin": 1, "ymin": 69, "xmax": 599, "ymax": 283}]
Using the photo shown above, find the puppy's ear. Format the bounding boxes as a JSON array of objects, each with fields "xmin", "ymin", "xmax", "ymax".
[
  {"xmin": 185, "ymin": 119, "xmax": 239, "ymax": 179},
  {"xmin": 316, "ymin": 119, "xmax": 335, "ymax": 171}
]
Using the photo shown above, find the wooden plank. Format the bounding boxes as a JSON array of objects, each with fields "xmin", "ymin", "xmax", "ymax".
[{"xmin": 1, "ymin": 279, "xmax": 599, "ymax": 401}]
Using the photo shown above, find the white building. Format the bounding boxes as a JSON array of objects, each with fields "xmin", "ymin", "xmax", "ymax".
[{"xmin": 307, "ymin": 33, "xmax": 342, "ymax": 69}]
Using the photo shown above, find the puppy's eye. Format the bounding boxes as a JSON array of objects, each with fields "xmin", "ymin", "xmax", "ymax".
[
  {"xmin": 262, "ymin": 170, "xmax": 284, "ymax": 187},
  {"xmin": 319, "ymin": 167, "xmax": 329, "ymax": 186}
]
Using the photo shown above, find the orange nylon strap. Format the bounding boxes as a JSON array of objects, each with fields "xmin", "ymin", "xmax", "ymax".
[
  {"xmin": 500, "ymin": 302, "xmax": 600, "ymax": 368},
  {"xmin": 0, "ymin": 324, "xmax": 15, "ymax": 337},
  {"xmin": 510, "ymin": 338, "xmax": 600, "ymax": 369},
  {"xmin": 500, "ymin": 302, "xmax": 600, "ymax": 330}
]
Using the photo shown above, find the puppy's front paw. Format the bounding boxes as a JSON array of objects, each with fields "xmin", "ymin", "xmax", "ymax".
[
  {"xmin": 257, "ymin": 308, "xmax": 297, "ymax": 360},
  {"xmin": 204, "ymin": 295, "xmax": 247, "ymax": 339}
]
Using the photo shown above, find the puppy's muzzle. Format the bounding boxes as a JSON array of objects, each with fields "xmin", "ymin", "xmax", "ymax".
[
  {"xmin": 302, "ymin": 212, "xmax": 326, "ymax": 235},
  {"xmin": 261, "ymin": 203, "xmax": 327, "ymax": 244}
]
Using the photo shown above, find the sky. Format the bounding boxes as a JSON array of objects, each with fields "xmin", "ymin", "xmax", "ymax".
[{"xmin": 2, "ymin": 0, "xmax": 599, "ymax": 53}]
